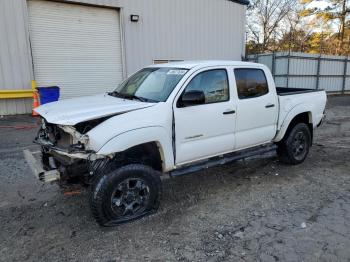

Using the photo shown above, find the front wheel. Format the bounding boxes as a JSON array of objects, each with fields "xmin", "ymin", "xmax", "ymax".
[
  {"xmin": 277, "ymin": 123, "xmax": 312, "ymax": 165},
  {"xmin": 90, "ymin": 164, "xmax": 161, "ymax": 226}
]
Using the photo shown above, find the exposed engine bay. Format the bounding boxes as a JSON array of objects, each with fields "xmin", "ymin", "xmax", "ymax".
[{"xmin": 34, "ymin": 118, "xmax": 109, "ymax": 184}]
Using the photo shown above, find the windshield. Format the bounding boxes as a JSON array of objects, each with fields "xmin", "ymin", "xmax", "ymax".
[{"xmin": 110, "ymin": 67, "xmax": 188, "ymax": 102}]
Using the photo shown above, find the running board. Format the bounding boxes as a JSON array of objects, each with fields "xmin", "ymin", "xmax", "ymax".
[{"xmin": 170, "ymin": 144, "xmax": 277, "ymax": 177}]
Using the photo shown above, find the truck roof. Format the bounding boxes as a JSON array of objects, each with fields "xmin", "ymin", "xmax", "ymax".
[{"xmin": 147, "ymin": 60, "xmax": 259, "ymax": 69}]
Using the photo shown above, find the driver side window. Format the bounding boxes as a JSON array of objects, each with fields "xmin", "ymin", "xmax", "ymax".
[{"xmin": 182, "ymin": 69, "xmax": 229, "ymax": 105}]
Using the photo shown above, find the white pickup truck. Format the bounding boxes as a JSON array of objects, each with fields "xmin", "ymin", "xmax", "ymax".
[{"xmin": 26, "ymin": 61, "xmax": 327, "ymax": 226}]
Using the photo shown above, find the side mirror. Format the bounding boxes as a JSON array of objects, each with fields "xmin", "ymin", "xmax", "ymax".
[{"xmin": 179, "ymin": 90, "xmax": 205, "ymax": 107}]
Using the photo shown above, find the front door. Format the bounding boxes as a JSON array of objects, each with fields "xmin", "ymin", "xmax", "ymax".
[{"xmin": 173, "ymin": 68, "xmax": 236, "ymax": 165}]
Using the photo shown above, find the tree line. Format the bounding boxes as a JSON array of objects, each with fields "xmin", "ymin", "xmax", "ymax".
[{"xmin": 246, "ymin": 0, "xmax": 350, "ymax": 56}]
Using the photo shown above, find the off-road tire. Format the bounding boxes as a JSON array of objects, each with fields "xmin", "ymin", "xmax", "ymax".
[
  {"xmin": 277, "ymin": 123, "xmax": 312, "ymax": 165},
  {"xmin": 90, "ymin": 164, "xmax": 161, "ymax": 226}
]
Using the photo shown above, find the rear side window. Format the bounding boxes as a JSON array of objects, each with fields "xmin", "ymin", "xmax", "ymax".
[{"xmin": 234, "ymin": 69, "xmax": 269, "ymax": 99}]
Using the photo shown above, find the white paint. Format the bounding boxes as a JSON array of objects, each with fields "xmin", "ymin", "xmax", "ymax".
[
  {"xmin": 232, "ymin": 65, "xmax": 279, "ymax": 149},
  {"xmin": 35, "ymin": 61, "xmax": 327, "ymax": 172},
  {"xmin": 34, "ymin": 93, "xmax": 155, "ymax": 125},
  {"xmin": 173, "ymin": 66, "xmax": 237, "ymax": 164},
  {"xmin": 274, "ymin": 92, "xmax": 327, "ymax": 142}
]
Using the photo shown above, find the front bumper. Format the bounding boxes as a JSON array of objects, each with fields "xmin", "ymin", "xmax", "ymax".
[
  {"xmin": 23, "ymin": 149, "xmax": 60, "ymax": 182},
  {"xmin": 27, "ymin": 120, "xmax": 108, "ymax": 183},
  {"xmin": 34, "ymin": 136, "xmax": 105, "ymax": 161},
  {"xmin": 25, "ymin": 141, "xmax": 107, "ymax": 183}
]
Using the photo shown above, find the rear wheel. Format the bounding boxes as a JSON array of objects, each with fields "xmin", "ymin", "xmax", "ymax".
[
  {"xmin": 90, "ymin": 164, "xmax": 161, "ymax": 226},
  {"xmin": 277, "ymin": 123, "xmax": 311, "ymax": 165}
]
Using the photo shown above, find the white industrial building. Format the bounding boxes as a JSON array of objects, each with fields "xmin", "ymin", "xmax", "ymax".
[{"xmin": 0, "ymin": 0, "xmax": 248, "ymax": 115}]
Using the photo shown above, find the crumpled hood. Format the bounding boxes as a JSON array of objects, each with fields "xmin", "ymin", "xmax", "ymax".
[{"xmin": 34, "ymin": 93, "xmax": 155, "ymax": 125}]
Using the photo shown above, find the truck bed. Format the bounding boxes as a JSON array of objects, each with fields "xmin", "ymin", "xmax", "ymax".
[
  {"xmin": 276, "ymin": 87, "xmax": 327, "ymax": 138},
  {"xmin": 276, "ymin": 87, "xmax": 323, "ymax": 96}
]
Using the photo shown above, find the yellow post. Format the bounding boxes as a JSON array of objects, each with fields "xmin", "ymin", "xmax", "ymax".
[{"xmin": 31, "ymin": 80, "xmax": 37, "ymax": 91}]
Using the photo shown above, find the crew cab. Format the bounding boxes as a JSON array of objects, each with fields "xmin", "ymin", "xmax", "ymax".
[{"xmin": 25, "ymin": 61, "xmax": 327, "ymax": 226}]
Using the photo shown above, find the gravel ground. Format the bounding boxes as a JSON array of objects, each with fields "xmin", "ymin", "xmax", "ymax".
[{"xmin": 0, "ymin": 96, "xmax": 349, "ymax": 262}]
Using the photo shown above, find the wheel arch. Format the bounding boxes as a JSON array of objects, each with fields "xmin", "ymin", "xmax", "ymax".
[
  {"xmin": 114, "ymin": 142, "xmax": 164, "ymax": 172},
  {"xmin": 97, "ymin": 127, "xmax": 174, "ymax": 172},
  {"xmin": 275, "ymin": 109, "xmax": 313, "ymax": 143}
]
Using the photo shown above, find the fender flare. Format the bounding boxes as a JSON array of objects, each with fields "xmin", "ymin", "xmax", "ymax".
[
  {"xmin": 274, "ymin": 104, "xmax": 313, "ymax": 142},
  {"xmin": 97, "ymin": 126, "xmax": 174, "ymax": 172}
]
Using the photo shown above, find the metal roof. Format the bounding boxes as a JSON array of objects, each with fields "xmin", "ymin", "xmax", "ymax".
[{"xmin": 148, "ymin": 60, "xmax": 260, "ymax": 69}]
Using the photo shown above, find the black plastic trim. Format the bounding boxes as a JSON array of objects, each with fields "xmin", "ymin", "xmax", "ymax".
[
  {"xmin": 223, "ymin": 110, "xmax": 236, "ymax": 115},
  {"xmin": 170, "ymin": 143, "xmax": 276, "ymax": 177},
  {"xmin": 229, "ymin": 0, "xmax": 250, "ymax": 5},
  {"xmin": 276, "ymin": 87, "xmax": 325, "ymax": 96}
]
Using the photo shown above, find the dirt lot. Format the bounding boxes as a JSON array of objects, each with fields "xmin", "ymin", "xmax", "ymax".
[{"xmin": 0, "ymin": 96, "xmax": 349, "ymax": 262}]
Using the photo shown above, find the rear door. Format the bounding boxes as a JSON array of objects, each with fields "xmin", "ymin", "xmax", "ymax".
[
  {"xmin": 173, "ymin": 67, "xmax": 237, "ymax": 164},
  {"xmin": 233, "ymin": 67, "xmax": 278, "ymax": 149}
]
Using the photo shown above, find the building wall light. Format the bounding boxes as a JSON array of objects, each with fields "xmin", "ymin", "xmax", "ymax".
[{"xmin": 130, "ymin": 15, "xmax": 139, "ymax": 22}]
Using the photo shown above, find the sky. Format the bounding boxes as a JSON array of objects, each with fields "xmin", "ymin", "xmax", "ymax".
[
  {"xmin": 304, "ymin": 0, "xmax": 345, "ymax": 33},
  {"xmin": 308, "ymin": 1, "xmax": 330, "ymax": 9}
]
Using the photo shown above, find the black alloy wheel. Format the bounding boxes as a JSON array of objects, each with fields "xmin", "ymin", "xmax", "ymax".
[
  {"xmin": 277, "ymin": 123, "xmax": 312, "ymax": 165},
  {"xmin": 110, "ymin": 178, "xmax": 150, "ymax": 218},
  {"xmin": 90, "ymin": 164, "xmax": 161, "ymax": 226},
  {"xmin": 291, "ymin": 131, "xmax": 308, "ymax": 161}
]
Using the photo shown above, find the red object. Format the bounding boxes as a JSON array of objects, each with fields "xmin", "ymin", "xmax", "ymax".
[
  {"xmin": 63, "ymin": 190, "xmax": 82, "ymax": 196},
  {"xmin": 32, "ymin": 91, "xmax": 40, "ymax": 116}
]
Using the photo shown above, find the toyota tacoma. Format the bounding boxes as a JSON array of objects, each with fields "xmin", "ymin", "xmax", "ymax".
[{"xmin": 24, "ymin": 61, "xmax": 327, "ymax": 226}]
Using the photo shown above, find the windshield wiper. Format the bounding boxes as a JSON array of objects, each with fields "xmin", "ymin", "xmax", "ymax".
[
  {"xmin": 124, "ymin": 94, "xmax": 149, "ymax": 102},
  {"xmin": 108, "ymin": 91, "xmax": 156, "ymax": 103}
]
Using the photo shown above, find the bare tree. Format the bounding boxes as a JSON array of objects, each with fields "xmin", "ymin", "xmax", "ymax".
[
  {"xmin": 300, "ymin": 0, "xmax": 350, "ymax": 54},
  {"xmin": 247, "ymin": 0, "xmax": 297, "ymax": 53}
]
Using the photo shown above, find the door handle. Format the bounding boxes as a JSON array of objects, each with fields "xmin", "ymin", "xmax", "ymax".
[
  {"xmin": 265, "ymin": 104, "xmax": 275, "ymax": 108},
  {"xmin": 223, "ymin": 110, "xmax": 236, "ymax": 115}
]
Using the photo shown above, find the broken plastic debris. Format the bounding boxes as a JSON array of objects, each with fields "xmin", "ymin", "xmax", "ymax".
[{"xmin": 301, "ymin": 222, "xmax": 307, "ymax": 229}]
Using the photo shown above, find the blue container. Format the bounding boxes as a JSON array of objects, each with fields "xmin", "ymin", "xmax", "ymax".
[{"xmin": 37, "ymin": 86, "xmax": 60, "ymax": 105}]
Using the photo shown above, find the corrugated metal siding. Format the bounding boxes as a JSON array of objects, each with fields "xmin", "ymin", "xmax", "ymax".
[
  {"xmin": 35, "ymin": 0, "xmax": 246, "ymax": 75},
  {"xmin": 0, "ymin": 0, "xmax": 246, "ymax": 114},
  {"xmin": 257, "ymin": 55, "xmax": 273, "ymax": 70},
  {"xmin": 121, "ymin": 0, "xmax": 246, "ymax": 75},
  {"xmin": 275, "ymin": 57, "xmax": 288, "ymax": 75},
  {"xmin": 0, "ymin": 0, "xmax": 33, "ymax": 115},
  {"xmin": 288, "ymin": 77, "xmax": 317, "ymax": 90},
  {"xmin": 28, "ymin": 0, "xmax": 124, "ymax": 99},
  {"xmin": 290, "ymin": 58, "xmax": 317, "ymax": 76},
  {"xmin": 345, "ymin": 78, "xmax": 350, "ymax": 91},
  {"xmin": 248, "ymin": 52, "xmax": 350, "ymax": 92}
]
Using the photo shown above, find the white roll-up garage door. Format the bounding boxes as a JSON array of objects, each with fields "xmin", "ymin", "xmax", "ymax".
[{"xmin": 28, "ymin": 0, "xmax": 123, "ymax": 99}]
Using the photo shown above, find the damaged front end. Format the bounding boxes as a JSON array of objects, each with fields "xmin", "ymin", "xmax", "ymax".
[{"xmin": 28, "ymin": 118, "xmax": 110, "ymax": 184}]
